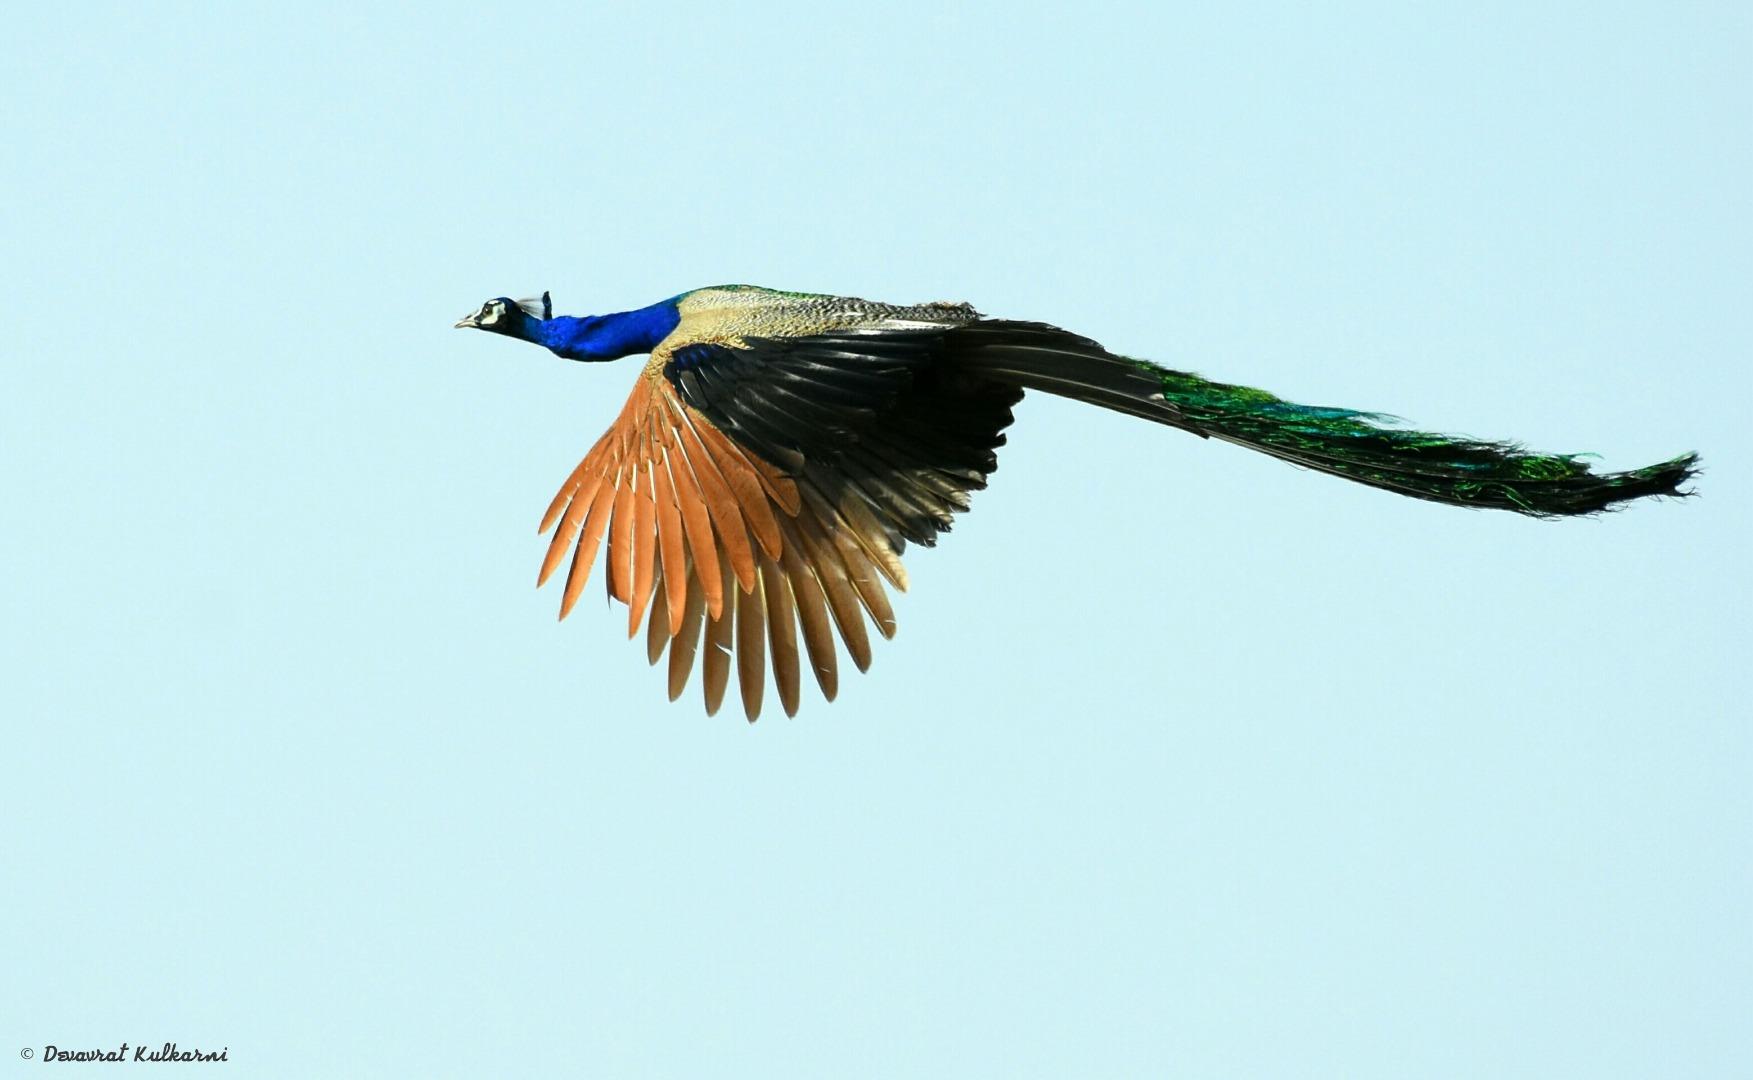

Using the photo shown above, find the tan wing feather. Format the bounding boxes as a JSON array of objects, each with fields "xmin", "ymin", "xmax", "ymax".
[{"xmin": 832, "ymin": 525, "xmax": 897, "ymax": 640}]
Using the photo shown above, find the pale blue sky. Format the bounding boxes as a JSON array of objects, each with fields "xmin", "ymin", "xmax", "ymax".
[{"xmin": 3, "ymin": 3, "xmax": 1748, "ymax": 1077}]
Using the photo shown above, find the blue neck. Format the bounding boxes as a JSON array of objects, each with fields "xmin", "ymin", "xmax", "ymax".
[{"xmin": 532, "ymin": 299, "xmax": 682, "ymax": 362}]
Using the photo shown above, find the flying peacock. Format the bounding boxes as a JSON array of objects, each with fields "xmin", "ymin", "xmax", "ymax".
[{"xmin": 455, "ymin": 285, "xmax": 1698, "ymax": 720}]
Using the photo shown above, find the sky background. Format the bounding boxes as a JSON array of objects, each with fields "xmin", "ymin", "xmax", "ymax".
[{"xmin": 3, "ymin": 3, "xmax": 1749, "ymax": 1077}]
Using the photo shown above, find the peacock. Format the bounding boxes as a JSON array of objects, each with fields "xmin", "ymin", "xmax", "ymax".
[{"xmin": 455, "ymin": 284, "xmax": 1698, "ymax": 720}]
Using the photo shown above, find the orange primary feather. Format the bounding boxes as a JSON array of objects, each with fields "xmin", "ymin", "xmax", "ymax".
[
  {"xmin": 652, "ymin": 453, "xmax": 689, "ymax": 633},
  {"xmin": 535, "ymin": 371, "xmax": 930, "ymax": 718},
  {"xmin": 607, "ymin": 476, "xmax": 635, "ymax": 604},
  {"xmin": 690, "ymin": 418, "xmax": 785, "ymax": 562},
  {"xmin": 626, "ymin": 460, "xmax": 659, "ymax": 637},
  {"xmin": 667, "ymin": 407, "xmax": 758, "ymax": 592},
  {"xmin": 558, "ymin": 479, "xmax": 617, "ymax": 620}
]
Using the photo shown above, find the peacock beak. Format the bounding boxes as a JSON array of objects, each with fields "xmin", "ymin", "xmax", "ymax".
[{"xmin": 453, "ymin": 314, "xmax": 478, "ymax": 329}]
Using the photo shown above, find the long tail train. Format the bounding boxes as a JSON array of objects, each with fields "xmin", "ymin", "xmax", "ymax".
[{"xmin": 953, "ymin": 321, "xmax": 1700, "ymax": 517}]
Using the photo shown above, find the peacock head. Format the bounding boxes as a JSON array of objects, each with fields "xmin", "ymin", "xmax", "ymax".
[{"xmin": 454, "ymin": 291, "xmax": 552, "ymax": 336}]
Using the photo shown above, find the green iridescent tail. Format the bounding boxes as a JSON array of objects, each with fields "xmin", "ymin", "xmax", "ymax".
[
  {"xmin": 1146, "ymin": 367, "xmax": 1699, "ymax": 515},
  {"xmin": 953, "ymin": 321, "xmax": 1701, "ymax": 516}
]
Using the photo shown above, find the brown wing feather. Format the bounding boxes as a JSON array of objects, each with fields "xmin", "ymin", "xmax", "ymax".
[
  {"xmin": 734, "ymin": 570, "xmax": 766, "ymax": 721},
  {"xmin": 790, "ymin": 513, "xmax": 873, "ymax": 672},
  {"xmin": 778, "ymin": 521, "xmax": 838, "ymax": 702},
  {"xmin": 702, "ymin": 556, "xmax": 736, "ymax": 716},
  {"xmin": 651, "ymin": 453, "xmax": 689, "ymax": 633},
  {"xmin": 645, "ymin": 569, "xmax": 670, "ymax": 665},
  {"xmin": 535, "ymin": 365, "xmax": 1003, "ymax": 717},
  {"xmin": 666, "ymin": 569, "xmax": 707, "ymax": 701},
  {"xmin": 760, "ymin": 551, "xmax": 801, "ymax": 718}
]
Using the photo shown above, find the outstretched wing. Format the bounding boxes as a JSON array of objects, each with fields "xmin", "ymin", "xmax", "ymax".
[{"xmin": 536, "ymin": 331, "xmax": 1019, "ymax": 721}]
